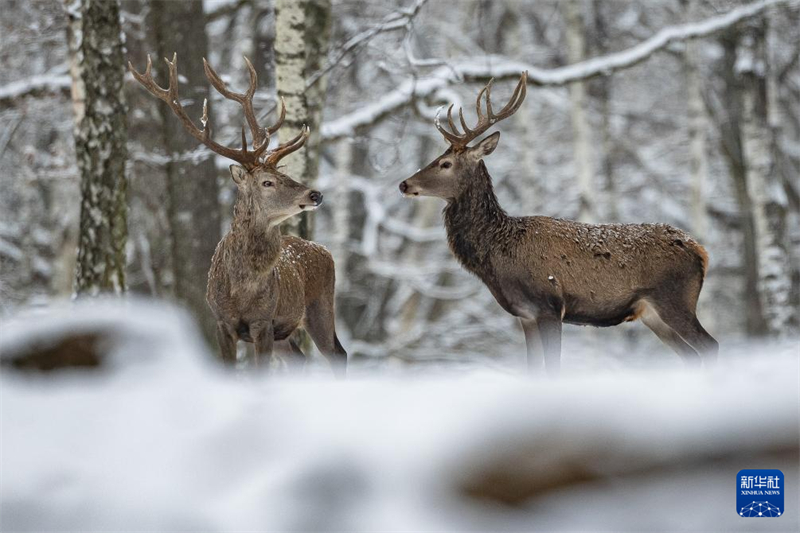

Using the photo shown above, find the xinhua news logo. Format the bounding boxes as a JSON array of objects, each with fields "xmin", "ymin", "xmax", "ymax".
[{"xmin": 737, "ymin": 469, "xmax": 784, "ymax": 517}]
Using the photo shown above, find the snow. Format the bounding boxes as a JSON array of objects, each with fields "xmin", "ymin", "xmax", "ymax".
[
  {"xmin": 2, "ymin": 298, "xmax": 798, "ymax": 531},
  {"xmin": 321, "ymin": 0, "xmax": 786, "ymax": 141},
  {"xmin": 0, "ymin": 73, "xmax": 70, "ymax": 105}
]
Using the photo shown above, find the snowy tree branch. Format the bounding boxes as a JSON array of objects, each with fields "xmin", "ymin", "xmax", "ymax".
[
  {"xmin": 322, "ymin": 0, "xmax": 788, "ymax": 140},
  {"xmin": 0, "ymin": 69, "xmax": 70, "ymax": 107}
]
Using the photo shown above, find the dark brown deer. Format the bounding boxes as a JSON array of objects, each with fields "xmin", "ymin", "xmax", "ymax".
[
  {"xmin": 399, "ymin": 73, "xmax": 718, "ymax": 373},
  {"xmin": 130, "ymin": 54, "xmax": 346, "ymax": 375}
]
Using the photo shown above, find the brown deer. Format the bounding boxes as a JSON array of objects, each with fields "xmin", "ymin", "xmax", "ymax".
[
  {"xmin": 399, "ymin": 72, "xmax": 718, "ymax": 373},
  {"xmin": 130, "ymin": 54, "xmax": 346, "ymax": 375}
]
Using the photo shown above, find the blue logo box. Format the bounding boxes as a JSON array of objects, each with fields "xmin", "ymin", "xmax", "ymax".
[{"xmin": 737, "ymin": 469, "xmax": 784, "ymax": 517}]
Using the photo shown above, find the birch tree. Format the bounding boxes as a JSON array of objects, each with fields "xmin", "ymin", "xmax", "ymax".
[
  {"xmin": 737, "ymin": 20, "xmax": 793, "ymax": 334},
  {"xmin": 67, "ymin": 0, "xmax": 127, "ymax": 295},
  {"xmin": 563, "ymin": 0, "xmax": 596, "ymax": 222},
  {"xmin": 274, "ymin": 0, "xmax": 332, "ymax": 239}
]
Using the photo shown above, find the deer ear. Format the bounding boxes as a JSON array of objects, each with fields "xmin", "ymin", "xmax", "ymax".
[
  {"xmin": 229, "ymin": 164, "xmax": 248, "ymax": 184},
  {"xmin": 468, "ymin": 131, "xmax": 500, "ymax": 160}
]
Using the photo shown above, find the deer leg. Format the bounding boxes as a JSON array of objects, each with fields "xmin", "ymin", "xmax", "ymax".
[
  {"xmin": 649, "ymin": 301, "xmax": 719, "ymax": 363},
  {"xmin": 274, "ymin": 336, "xmax": 307, "ymax": 373},
  {"xmin": 520, "ymin": 318, "xmax": 544, "ymax": 373},
  {"xmin": 639, "ymin": 303, "xmax": 699, "ymax": 362},
  {"xmin": 304, "ymin": 296, "xmax": 347, "ymax": 378},
  {"xmin": 216, "ymin": 324, "xmax": 237, "ymax": 365},
  {"xmin": 537, "ymin": 316, "xmax": 562, "ymax": 376},
  {"xmin": 251, "ymin": 320, "xmax": 275, "ymax": 371}
]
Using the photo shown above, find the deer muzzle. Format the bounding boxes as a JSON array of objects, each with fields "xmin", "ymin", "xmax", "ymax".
[
  {"xmin": 301, "ymin": 190, "xmax": 323, "ymax": 211},
  {"xmin": 399, "ymin": 180, "xmax": 419, "ymax": 197}
]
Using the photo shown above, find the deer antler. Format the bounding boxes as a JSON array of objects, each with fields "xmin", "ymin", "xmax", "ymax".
[
  {"xmin": 129, "ymin": 53, "xmax": 303, "ymax": 171},
  {"xmin": 435, "ymin": 71, "xmax": 528, "ymax": 149}
]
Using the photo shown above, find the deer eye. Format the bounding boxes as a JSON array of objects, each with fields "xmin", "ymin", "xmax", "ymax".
[
  {"xmin": 262, "ymin": 180, "xmax": 273, "ymax": 187},
  {"xmin": 440, "ymin": 161, "xmax": 452, "ymax": 169}
]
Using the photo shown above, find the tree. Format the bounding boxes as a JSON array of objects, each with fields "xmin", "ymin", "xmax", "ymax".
[
  {"xmin": 737, "ymin": 19, "xmax": 794, "ymax": 334},
  {"xmin": 148, "ymin": 0, "xmax": 221, "ymax": 341},
  {"xmin": 718, "ymin": 28, "xmax": 769, "ymax": 336},
  {"xmin": 67, "ymin": 0, "xmax": 128, "ymax": 295},
  {"xmin": 274, "ymin": 0, "xmax": 332, "ymax": 239},
  {"xmin": 563, "ymin": 0, "xmax": 596, "ymax": 222},
  {"xmin": 682, "ymin": 0, "xmax": 710, "ymax": 241}
]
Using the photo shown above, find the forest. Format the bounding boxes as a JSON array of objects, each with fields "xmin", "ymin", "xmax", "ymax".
[{"xmin": 1, "ymin": 0, "xmax": 799, "ymax": 530}]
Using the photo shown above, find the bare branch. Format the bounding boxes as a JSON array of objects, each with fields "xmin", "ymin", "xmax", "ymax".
[{"xmin": 322, "ymin": 0, "xmax": 789, "ymax": 140}]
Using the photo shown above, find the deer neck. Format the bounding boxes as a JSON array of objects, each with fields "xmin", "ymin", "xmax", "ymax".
[
  {"xmin": 229, "ymin": 194, "xmax": 282, "ymax": 273},
  {"xmin": 443, "ymin": 161, "xmax": 513, "ymax": 273}
]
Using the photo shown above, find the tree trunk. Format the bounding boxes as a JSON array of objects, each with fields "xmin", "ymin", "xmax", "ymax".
[
  {"xmin": 67, "ymin": 0, "xmax": 128, "ymax": 296},
  {"xmin": 738, "ymin": 20, "xmax": 794, "ymax": 335},
  {"xmin": 719, "ymin": 29, "xmax": 769, "ymax": 336},
  {"xmin": 149, "ymin": 0, "xmax": 221, "ymax": 341},
  {"xmin": 590, "ymin": 1, "xmax": 617, "ymax": 221},
  {"xmin": 683, "ymin": 0, "xmax": 709, "ymax": 241},
  {"xmin": 274, "ymin": 0, "xmax": 332, "ymax": 239},
  {"xmin": 563, "ymin": 0, "xmax": 595, "ymax": 222}
]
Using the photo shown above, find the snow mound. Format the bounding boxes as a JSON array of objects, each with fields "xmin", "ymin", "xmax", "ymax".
[{"xmin": 1, "ymin": 298, "xmax": 798, "ymax": 531}]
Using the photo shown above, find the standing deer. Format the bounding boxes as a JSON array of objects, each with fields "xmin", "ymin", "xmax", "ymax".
[
  {"xmin": 399, "ymin": 72, "xmax": 718, "ymax": 373},
  {"xmin": 130, "ymin": 54, "xmax": 346, "ymax": 375}
]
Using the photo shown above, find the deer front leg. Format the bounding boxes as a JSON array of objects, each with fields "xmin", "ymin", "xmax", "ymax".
[
  {"xmin": 520, "ymin": 316, "xmax": 562, "ymax": 375},
  {"xmin": 520, "ymin": 318, "xmax": 544, "ymax": 373},
  {"xmin": 216, "ymin": 323, "xmax": 237, "ymax": 365},
  {"xmin": 250, "ymin": 320, "xmax": 274, "ymax": 371},
  {"xmin": 537, "ymin": 316, "xmax": 562, "ymax": 375}
]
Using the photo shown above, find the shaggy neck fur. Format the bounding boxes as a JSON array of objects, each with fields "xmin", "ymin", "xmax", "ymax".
[
  {"xmin": 443, "ymin": 161, "xmax": 524, "ymax": 274},
  {"xmin": 229, "ymin": 192, "xmax": 282, "ymax": 273}
]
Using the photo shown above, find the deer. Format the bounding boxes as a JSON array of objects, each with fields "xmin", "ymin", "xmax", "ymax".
[
  {"xmin": 399, "ymin": 72, "xmax": 718, "ymax": 373},
  {"xmin": 130, "ymin": 54, "xmax": 346, "ymax": 375}
]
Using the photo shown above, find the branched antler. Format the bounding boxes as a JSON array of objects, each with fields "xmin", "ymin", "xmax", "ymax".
[
  {"xmin": 129, "ymin": 53, "xmax": 305, "ymax": 170},
  {"xmin": 435, "ymin": 71, "xmax": 528, "ymax": 149}
]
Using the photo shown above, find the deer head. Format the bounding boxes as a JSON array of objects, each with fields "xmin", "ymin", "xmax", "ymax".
[
  {"xmin": 129, "ymin": 54, "xmax": 321, "ymax": 226},
  {"xmin": 399, "ymin": 72, "xmax": 527, "ymax": 200}
]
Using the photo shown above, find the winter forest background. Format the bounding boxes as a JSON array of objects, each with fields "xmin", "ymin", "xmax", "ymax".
[
  {"xmin": 2, "ymin": 0, "xmax": 800, "ymax": 530},
  {"xmin": 1, "ymin": 0, "xmax": 799, "ymax": 366}
]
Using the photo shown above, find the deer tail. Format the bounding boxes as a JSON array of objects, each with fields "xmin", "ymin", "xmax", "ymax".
[{"xmin": 689, "ymin": 241, "xmax": 709, "ymax": 278}]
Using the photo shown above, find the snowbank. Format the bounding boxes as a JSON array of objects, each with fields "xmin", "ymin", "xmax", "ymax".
[{"xmin": 1, "ymin": 299, "xmax": 798, "ymax": 531}]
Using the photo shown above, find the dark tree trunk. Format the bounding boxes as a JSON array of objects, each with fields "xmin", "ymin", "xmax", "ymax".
[
  {"xmin": 718, "ymin": 29, "xmax": 769, "ymax": 336},
  {"xmin": 149, "ymin": 0, "xmax": 221, "ymax": 341},
  {"xmin": 68, "ymin": 0, "xmax": 128, "ymax": 295}
]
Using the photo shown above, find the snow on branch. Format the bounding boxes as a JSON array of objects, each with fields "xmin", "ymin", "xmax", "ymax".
[
  {"xmin": 322, "ymin": 0, "xmax": 788, "ymax": 140},
  {"xmin": 0, "ymin": 71, "xmax": 70, "ymax": 107},
  {"xmin": 306, "ymin": 0, "xmax": 429, "ymax": 89}
]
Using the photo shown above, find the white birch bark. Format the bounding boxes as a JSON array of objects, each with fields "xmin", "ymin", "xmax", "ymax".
[
  {"xmin": 564, "ymin": 0, "xmax": 595, "ymax": 222},
  {"xmin": 738, "ymin": 22, "xmax": 793, "ymax": 335},
  {"xmin": 274, "ymin": 0, "xmax": 331, "ymax": 239},
  {"xmin": 275, "ymin": 0, "xmax": 309, "ymax": 183}
]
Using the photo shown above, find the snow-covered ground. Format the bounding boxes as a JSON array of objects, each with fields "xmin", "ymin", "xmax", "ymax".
[{"xmin": 1, "ymin": 299, "xmax": 798, "ymax": 531}]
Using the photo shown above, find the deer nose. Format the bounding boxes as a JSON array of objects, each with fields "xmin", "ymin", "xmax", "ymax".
[
  {"xmin": 399, "ymin": 181, "xmax": 408, "ymax": 194},
  {"xmin": 309, "ymin": 190, "xmax": 323, "ymax": 205}
]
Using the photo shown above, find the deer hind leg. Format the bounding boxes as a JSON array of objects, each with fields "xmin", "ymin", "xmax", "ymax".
[
  {"xmin": 274, "ymin": 336, "xmax": 307, "ymax": 373},
  {"xmin": 304, "ymin": 295, "xmax": 347, "ymax": 378},
  {"xmin": 216, "ymin": 323, "xmax": 238, "ymax": 365},
  {"xmin": 639, "ymin": 302, "xmax": 700, "ymax": 363},
  {"xmin": 645, "ymin": 300, "xmax": 718, "ymax": 363}
]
